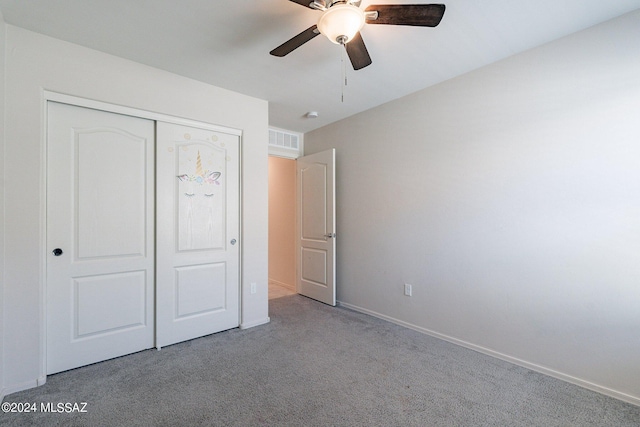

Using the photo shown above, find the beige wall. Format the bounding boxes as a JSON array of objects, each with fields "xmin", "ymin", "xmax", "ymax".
[
  {"xmin": 2, "ymin": 25, "xmax": 269, "ymax": 396},
  {"xmin": 305, "ymin": 11, "xmax": 640, "ymax": 404},
  {"xmin": 268, "ymin": 157, "xmax": 296, "ymax": 290}
]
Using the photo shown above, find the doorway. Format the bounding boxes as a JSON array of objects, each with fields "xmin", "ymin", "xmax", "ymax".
[
  {"xmin": 268, "ymin": 156, "xmax": 297, "ymax": 299},
  {"xmin": 268, "ymin": 150, "xmax": 337, "ymax": 305}
]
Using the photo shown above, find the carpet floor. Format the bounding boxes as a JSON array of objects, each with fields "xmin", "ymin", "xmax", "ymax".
[{"xmin": 2, "ymin": 295, "xmax": 639, "ymax": 426}]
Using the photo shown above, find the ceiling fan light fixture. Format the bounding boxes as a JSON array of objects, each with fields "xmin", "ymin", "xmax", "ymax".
[{"xmin": 317, "ymin": 4, "xmax": 365, "ymax": 45}]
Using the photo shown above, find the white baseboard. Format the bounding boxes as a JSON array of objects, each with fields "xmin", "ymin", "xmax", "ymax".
[
  {"xmin": 240, "ymin": 317, "xmax": 271, "ymax": 330},
  {"xmin": 1, "ymin": 378, "xmax": 42, "ymax": 400},
  {"xmin": 337, "ymin": 300, "xmax": 640, "ymax": 407},
  {"xmin": 268, "ymin": 279, "xmax": 295, "ymax": 291}
]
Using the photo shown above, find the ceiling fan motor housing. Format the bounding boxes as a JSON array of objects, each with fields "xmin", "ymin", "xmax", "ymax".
[{"xmin": 317, "ymin": 3, "xmax": 366, "ymax": 44}]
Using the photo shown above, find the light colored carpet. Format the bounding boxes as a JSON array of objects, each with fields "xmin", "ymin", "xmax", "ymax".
[{"xmin": 2, "ymin": 295, "xmax": 639, "ymax": 426}]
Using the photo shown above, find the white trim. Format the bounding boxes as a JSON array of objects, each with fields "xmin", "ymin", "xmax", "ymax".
[
  {"xmin": 39, "ymin": 90, "xmax": 49, "ymax": 392},
  {"xmin": 240, "ymin": 317, "xmax": 270, "ymax": 330},
  {"xmin": 237, "ymin": 127, "xmax": 244, "ymax": 330},
  {"xmin": 0, "ymin": 376, "xmax": 46, "ymax": 401},
  {"xmin": 337, "ymin": 300, "xmax": 640, "ymax": 407},
  {"xmin": 1, "ymin": 379, "xmax": 41, "ymax": 398},
  {"xmin": 268, "ymin": 150, "xmax": 300, "ymax": 160},
  {"xmin": 44, "ymin": 91, "xmax": 243, "ymax": 137},
  {"xmin": 268, "ymin": 279, "xmax": 295, "ymax": 292}
]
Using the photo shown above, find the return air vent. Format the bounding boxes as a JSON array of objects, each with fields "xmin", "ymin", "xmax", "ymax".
[
  {"xmin": 269, "ymin": 128, "xmax": 302, "ymax": 158},
  {"xmin": 269, "ymin": 129, "xmax": 299, "ymax": 150}
]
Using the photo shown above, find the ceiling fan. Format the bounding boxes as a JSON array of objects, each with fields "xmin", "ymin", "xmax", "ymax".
[{"xmin": 270, "ymin": 0, "xmax": 446, "ymax": 70}]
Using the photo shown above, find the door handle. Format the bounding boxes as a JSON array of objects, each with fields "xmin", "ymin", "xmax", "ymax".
[
  {"xmin": 324, "ymin": 233, "xmax": 335, "ymax": 239},
  {"xmin": 52, "ymin": 248, "xmax": 63, "ymax": 256}
]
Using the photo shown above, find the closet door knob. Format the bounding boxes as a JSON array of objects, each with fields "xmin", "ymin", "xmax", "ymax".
[
  {"xmin": 230, "ymin": 239, "xmax": 237, "ymax": 245},
  {"xmin": 52, "ymin": 248, "xmax": 63, "ymax": 256}
]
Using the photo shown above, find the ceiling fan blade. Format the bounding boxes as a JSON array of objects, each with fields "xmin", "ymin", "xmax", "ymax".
[
  {"xmin": 288, "ymin": 0, "xmax": 315, "ymax": 8},
  {"xmin": 365, "ymin": 4, "xmax": 445, "ymax": 27},
  {"xmin": 270, "ymin": 25, "xmax": 320, "ymax": 57},
  {"xmin": 345, "ymin": 32, "xmax": 372, "ymax": 71}
]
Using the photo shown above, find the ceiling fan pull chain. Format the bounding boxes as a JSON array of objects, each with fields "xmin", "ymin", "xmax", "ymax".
[
  {"xmin": 344, "ymin": 53, "xmax": 348, "ymax": 88},
  {"xmin": 341, "ymin": 46, "xmax": 346, "ymax": 103}
]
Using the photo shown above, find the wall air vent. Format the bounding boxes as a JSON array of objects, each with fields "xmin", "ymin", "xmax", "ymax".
[
  {"xmin": 269, "ymin": 129, "xmax": 299, "ymax": 150},
  {"xmin": 269, "ymin": 128, "xmax": 302, "ymax": 159}
]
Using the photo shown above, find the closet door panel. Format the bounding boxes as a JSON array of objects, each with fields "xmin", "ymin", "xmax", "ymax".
[
  {"xmin": 156, "ymin": 122, "xmax": 240, "ymax": 348},
  {"xmin": 46, "ymin": 102, "xmax": 155, "ymax": 374}
]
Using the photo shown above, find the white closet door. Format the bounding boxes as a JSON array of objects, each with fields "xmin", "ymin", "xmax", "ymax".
[
  {"xmin": 155, "ymin": 122, "xmax": 240, "ymax": 348},
  {"xmin": 46, "ymin": 102, "xmax": 155, "ymax": 374}
]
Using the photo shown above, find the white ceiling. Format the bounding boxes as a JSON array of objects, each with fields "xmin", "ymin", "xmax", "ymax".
[{"xmin": 1, "ymin": 0, "xmax": 639, "ymax": 133}]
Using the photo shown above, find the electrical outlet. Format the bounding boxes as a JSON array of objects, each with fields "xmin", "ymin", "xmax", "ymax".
[
  {"xmin": 251, "ymin": 282, "xmax": 257, "ymax": 294},
  {"xmin": 404, "ymin": 283, "xmax": 412, "ymax": 297}
]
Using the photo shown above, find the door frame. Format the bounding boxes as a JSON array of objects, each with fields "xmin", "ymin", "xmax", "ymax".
[{"xmin": 40, "ymin": 91, "xmax": 244, "ymax": 381}]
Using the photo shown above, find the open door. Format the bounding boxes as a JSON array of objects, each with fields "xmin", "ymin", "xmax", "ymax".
[{"xmin": 296, "ymin": 149, "xmax": 336, "ymax": 306}]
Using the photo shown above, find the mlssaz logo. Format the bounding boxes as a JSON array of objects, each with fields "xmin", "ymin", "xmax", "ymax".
[{"xmin": 40, "ymin": 402, "xmax": 88, "ymax": 413}]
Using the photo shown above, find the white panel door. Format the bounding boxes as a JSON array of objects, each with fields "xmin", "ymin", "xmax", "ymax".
[
  {"xmin": 156, "ymin": 122, "xmax": 240, "ymax": 348},
  {"xmin": 46, "ymin": 102, "xmax": 155, "ymax": 374},
  {"xmin": 297, "ymin": 149, "xmax": 336, "ymax": 306}
]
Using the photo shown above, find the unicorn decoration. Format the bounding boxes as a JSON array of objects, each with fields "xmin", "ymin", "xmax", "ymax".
[{"xmin": 177, "ymin": 150, "xmax": 221, "ymax": 192}]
